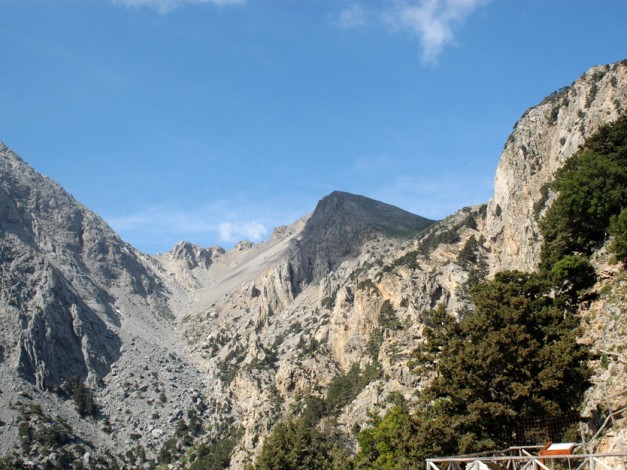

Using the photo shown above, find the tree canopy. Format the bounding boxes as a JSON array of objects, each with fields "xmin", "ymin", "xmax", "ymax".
[
  {"xmin": 354, "ymin": 269, "xmax": 592, "ymax": 469},
  {"xmin": 540, "ymin": 114, "xmax": 627, "ymax": 267}
]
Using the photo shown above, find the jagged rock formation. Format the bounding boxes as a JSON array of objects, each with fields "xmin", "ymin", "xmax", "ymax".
[
  {"xmin": 0, "ymin": 60, "xmax": 625, "ymax": 467},
  {"xmin": 169, "ymin": 242, "xmax": 224, "ymax": 271}
]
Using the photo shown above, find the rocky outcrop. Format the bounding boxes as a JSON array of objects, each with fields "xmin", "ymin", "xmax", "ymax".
[
  {"xmin": 579, "ymin": 246, "xmax": 627, "ymax": 453},
  {"xmin": 169, "ymin": 241, "xmax": 224, "ymax": 270},
  {"xmin": 485, "ymin": 60, "xmax": 627, "ymax": 273},
  {"xmin": 288, "ymin": 191, "xmax": 434, "ymax": 291}
]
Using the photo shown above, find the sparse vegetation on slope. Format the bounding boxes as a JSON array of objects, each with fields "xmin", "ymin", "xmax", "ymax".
[{"xmin": 252, "ymin": 360, "xmax": 381, "ymax": 469}]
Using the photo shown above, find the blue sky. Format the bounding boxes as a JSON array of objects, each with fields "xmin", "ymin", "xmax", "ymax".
[{"xmin": 1, "ymin": 0, "xmax": 626, "ymax": 254}]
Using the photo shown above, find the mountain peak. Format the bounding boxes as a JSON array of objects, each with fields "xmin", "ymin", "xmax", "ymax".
[
  {"xmin": 312, "ymin": 190, "xmax": 434, "ymax": 239},
  {"xmin": 287, "ymin": 191, "xmax": 435, "ymax": 288}
]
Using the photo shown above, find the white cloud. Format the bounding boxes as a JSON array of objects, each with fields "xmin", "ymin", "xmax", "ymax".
[
  {"xmin": 392, "ymin": 0, "xmax": 489, "ymax": 63},
  {"xmin": 337, "ymin": 3, "xmax": 367, "ymax": 28},
  {"xmin": 218, "ymin": 221, "xmax": 268, "ymax": 243},
  {"xmin": 112, "ymin": 0, "xmax": 245, "ymax": 14},
  {"xmin": 338, "ymin": 0, "xmax": 489, "ymax": 63},
  {"xmin": 105, "ymin": 199, "xmax": 286, "ymax": 253}
]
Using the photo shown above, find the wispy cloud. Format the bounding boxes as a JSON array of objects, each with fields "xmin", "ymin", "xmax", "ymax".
[
  {"xmin": 337, "ymin": 3, "xmax": 368, "ymax": 28},
  {"xmin": 112, "ymin": 0, "xmax": 245, "ymax": 14},
  {"xmin": 106, "ymin": 200, "xmax": 272, "ymax": 253},
  {"xmin": 389, "ymin": 0, "xmax": 489, "ymax": 63},
  {"xmin": 218, "ymin": 221, "xmax": 268, "ymax": 243},
  {"xmin": 338, "ymin": 0, "xmax": 490, "ymax": 63}
]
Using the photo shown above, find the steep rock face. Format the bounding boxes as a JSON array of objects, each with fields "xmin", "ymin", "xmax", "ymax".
[
  {"xmin": 0, "ymin": 256, "xmax": 118, "ymax": 390},
  {"xmin": 485, "ymin": 61, "xmax": 627, "ymax": 272},
  {"xmin": 288, "ymin": 191, "xmax": 434, "ymax": 290},
  {"xmin": 580, "ymin": 247, "xmax": 627, "ymax": 453},
  {"xmin": 0, "ymin": 145, "xmax": 147, "ymax": 387},
  {"xmin": 0, "ymin": 141, "xmax": 189, "ymax": 404},
  {"xmin": 0, "ymin": 145, "xmax": 214, "ymax": 460}
]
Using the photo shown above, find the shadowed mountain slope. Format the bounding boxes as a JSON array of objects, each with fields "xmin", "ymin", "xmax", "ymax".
[{"xmin": 288, "ymin": 191, "xmax": 435, "ymax": 289}]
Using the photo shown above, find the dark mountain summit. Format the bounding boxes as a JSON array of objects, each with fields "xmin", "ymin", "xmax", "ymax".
[
  {"xmin": 288, "ymin": 191, "xmax": 435, "ymax": 289},
  {"xmin": 311, "ymin": 191, "xmax": 434, "ymax": 239}
]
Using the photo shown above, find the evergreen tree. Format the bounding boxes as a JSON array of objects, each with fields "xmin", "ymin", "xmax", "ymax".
[
  {"xmin": 425, "ymin": 272, "xmax": 590, "ymax": 449},
  {"xmin": 355, "ymin": 271, "xmax": 592, "ymax": 468},
  {"xmin": 609, "ymin": 208, "xmax": 627, "ymax": 262},
  {"xmin": 540, "ymin": 115, "xmax": 627, "ymax": 267},
  {"xmin": 255, "ymin": 418, "xmax": 336, "ymax": 470}
]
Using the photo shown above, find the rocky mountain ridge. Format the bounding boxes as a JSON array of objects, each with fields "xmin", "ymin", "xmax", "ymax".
[
  {"xmin": 0, "ymin": 60, "xmax": 625, "ymax": 468},
  {"xmin": 286, "ymin": 191, "xmax": 434, "ymax": 290},
  {"xmin": 0, "ymin": 145, "xmax": 213, "ymax": 462}
]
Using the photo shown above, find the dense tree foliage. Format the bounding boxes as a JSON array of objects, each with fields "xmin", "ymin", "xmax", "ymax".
[
  {"xmin": 187, "ymin": 430, "xmax": 241, "ymax": 470},
  {"xmin": 355, "ymin": 401, "xmax": 421, "ymax": 470},
  {"xmin": 432, "ymin": 272, "xmax": 589, "ymax": 441},
  {"xmin": 254, "ymin": 418, "xmax": 350, "ymax": 470},
  {"xmin": 253, "ymin": 361, "xmax": 380, "ymax": 469},
  {"xmin": 540, "ymin": 114, "xmax": 627, "ymax": 267},
  {"xmin": 609, "ymin": 208, "xmax": 627, "ymax": 262},
  {"xmin": 326, "ymin": 364, "xmax": 374, "ymax": 416}
]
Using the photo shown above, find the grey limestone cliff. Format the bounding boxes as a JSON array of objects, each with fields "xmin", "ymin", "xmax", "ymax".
[
  {"xmin": 0, "ymin": 144, "xmax": 165, "ymax": 387},
  {"xmin": 0, "ymin": 145, "xmax": 210, "ymax": 463},
  {"xmin": 485, "ymin": 60, "xmax": 627, "ymax": 273}
]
